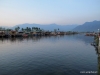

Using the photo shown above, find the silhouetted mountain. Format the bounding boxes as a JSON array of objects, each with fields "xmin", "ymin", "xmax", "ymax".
[
  {"xmin": 13, "ymin": 23, "xmax": 77, "ymax": 31},
  {"xmin": 73, "ymin": 20, "xmax": 100, "ymax": 32}
]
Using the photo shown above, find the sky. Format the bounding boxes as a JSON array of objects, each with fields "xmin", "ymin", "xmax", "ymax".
[{"xmin": 0, "ymin": 0, "xmax": 100, "ymax": 26}]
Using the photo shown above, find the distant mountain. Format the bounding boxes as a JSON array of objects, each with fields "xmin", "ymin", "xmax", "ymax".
[
  {"xmin": 13, "ymin": 23, "xmax": 77, "ymax": 31},
  {"xmin": 73, "ymin": 20, "xmax": 100, "ymax": 32}
]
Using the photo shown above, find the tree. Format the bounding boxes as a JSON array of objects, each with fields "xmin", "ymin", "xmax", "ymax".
[
  {"xmin": 32, "ymin": 27, "xmax": 36, "ymax": 31},
  {"xmin": 54, "ymin": 29, "xmax": 57, "ymax": 32},
  {"xmin": 36, "ymin": 27, "xmax": 38, "ymax": 31},
  {"xmin": 58, "ymin": 28, "xmax": 59, "ymax": 31},
  {"xmin": 22, "ymin": 28, "xmax": 24, "ymax": 31},
  {"xmin": 0, "ymin": 27, "xmax": 2, "ymax": 31},
  {"xmin": 26, "ymin": 27, "xmax": 29, "ymax": 32},
  {"xmin": 32, "ymin": 27, "xmax": 34, "ymax": 31},
  {"xmin": 15, "ymin": 28, "xmax": 18, "ymax": 31},
  {"xmin": 0, "ymin": 27, "xmax": 2, "ymax": 30},
  {"xmin": 17, "ymin": 26, "xmax": 20, "ymax": 31},
  {"xmin": 15, "ymin": 26, "xmax": 20, "ymax": 31},
  {"xmin": 29, "ymin": 27, "xmax": 31, "ymax": 32}
]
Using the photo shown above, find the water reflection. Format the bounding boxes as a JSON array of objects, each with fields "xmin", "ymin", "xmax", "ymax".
[
  {"xmin": 0, "ymin": 36, "xmax": 40, "ymax": 43},
  {"xmin": 0, "ymin": 35, "xmax": 66, "ymax": 43},
  {"xmin": 0, "ymin": 34, "xmax": 98, "ymax": 75}
]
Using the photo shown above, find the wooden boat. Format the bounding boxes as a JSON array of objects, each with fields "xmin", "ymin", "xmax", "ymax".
[{"xmin": 22, "ymin": 34, "xmax": 28, "ymax": 37}]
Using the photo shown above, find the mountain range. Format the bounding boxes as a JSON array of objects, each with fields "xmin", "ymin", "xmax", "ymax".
[
  {"xmin": 13, "ymin": 23, "xmax": 77, "ymax": 31},
  {"xmin": 1, "ymin": 20, "xmax": 100, "ymax": 32},
  {"xmin": 73, "ymin": 20, "xmax": 100, "ymax": 32}
]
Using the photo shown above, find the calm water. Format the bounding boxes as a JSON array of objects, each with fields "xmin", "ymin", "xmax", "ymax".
[{"xmin": 0, "ymin": 34, "xmax": 98, "ymax": 75}]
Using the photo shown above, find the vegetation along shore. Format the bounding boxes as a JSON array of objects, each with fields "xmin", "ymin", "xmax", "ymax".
[{"xmin": 0, "ymin": 27, "xmax": 78, "ymax": 38}]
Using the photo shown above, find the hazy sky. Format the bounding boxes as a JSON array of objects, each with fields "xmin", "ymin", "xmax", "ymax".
[{"xmin": 0, "ymin": 0, "xmax": 100, "ymax": 26}]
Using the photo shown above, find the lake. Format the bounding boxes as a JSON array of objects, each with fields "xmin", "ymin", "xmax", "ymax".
[{"xmin": 0, "ymin": 34, "xmax": 98, "ymax": 75}]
